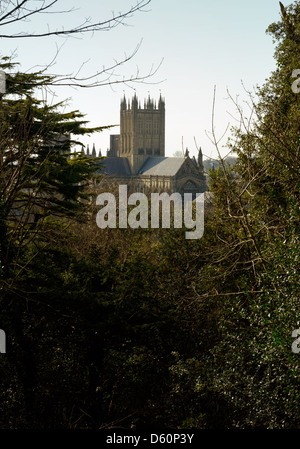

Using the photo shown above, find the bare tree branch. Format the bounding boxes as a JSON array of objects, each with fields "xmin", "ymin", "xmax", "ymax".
[{"xmin": 0, "ymin": 0, "xmax": 152, "ymax": 38}]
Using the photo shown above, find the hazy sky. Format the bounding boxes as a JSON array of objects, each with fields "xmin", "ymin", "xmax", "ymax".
[{"xmin": 0, "ymin": 0, "xmax": 285, "ymax": 160}]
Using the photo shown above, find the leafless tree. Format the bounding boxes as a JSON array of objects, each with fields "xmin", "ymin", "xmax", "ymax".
[
  {"xmin": 0, "ymin": 0, "xmax": 151, "ymax": 39},
  {"xmin": 0, "ymin": 0, "xmax": 163, "ymax": 89}
]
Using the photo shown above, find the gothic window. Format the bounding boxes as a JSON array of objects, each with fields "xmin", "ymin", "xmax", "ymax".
[
  {"xmin": 138, "ymin": 148, "xmax": 144, "ymax": 155},
  {"xmin": 183, "ymin": 181, "xmax": 196, "ymax": 191},
  {"xmin": 146, "ymin": 121, "xmax": 151, "ymax": 134},
  {"xmin": 138, "ymin": 120, "xmax": 143, "ymax": 134},
  {"xmin": 154, "ymin": 149, "xmax": 160, "ymax": 155},
  {"xmin": 146, "ymin": 148, "xmax": 152, "ymax": 155}
]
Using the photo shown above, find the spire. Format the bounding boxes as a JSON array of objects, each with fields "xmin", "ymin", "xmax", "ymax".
[
  {"xmin": 98, "ymin": 149, "xmax": 102, "ymax": 157},
  {"xmin": 147, "ymin": 95, "xmax": 154, "ymax": 109},
  {"xmin": 92, "ymin": 143, "xmax": 96, "ymax": 158},
  {"xmin": 121, "ymin": 94, "xmax": 127, "ymax": 110},
  {"xmin": 198, "ymin": 147, "xmax": 204, "ymax": 171},
  {"xmin": 86, "ymin": 144, "xmax": 90, "ymax": 157},
  {"xmin": 158, "ymin": 93, "xmax": 165, "ymax": 110},
  {"xmin": 132, "ymin": 92, "xmax": 138, "ymax": 109},
  {"xmin": 185, "ymin": 147, "xmax": 189, "ymax": 158}
]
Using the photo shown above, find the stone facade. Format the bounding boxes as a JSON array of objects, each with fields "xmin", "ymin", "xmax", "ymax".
[{"xmin": 88, "ymin": 95, "xmax": 207, "ymax": 197}]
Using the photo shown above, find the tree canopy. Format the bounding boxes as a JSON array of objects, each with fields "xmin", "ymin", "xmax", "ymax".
[{"xmin": 0, "ymin": 0, "xmax": 299, "ymax": 430}]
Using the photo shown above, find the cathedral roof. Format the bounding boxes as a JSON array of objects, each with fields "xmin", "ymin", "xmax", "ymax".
[
  {"xmin": 138, "ymin": 157, "xmax": 186, "ymax": 176},
  {"xmin": 99, "ymin": 157, "xmax": 132, "ymax": 176}
]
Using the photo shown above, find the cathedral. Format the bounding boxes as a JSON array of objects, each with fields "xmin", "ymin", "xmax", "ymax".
[{"xmin": 85, "ymin": 94, "xmax": 207, "ymax": 197}]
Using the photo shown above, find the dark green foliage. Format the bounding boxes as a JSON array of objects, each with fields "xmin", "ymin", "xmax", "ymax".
[
  {"xmin": 1, "ymin": 2, "xmax": 300, "ymax": 430},
  {"xmin": 0, "ymin": 55, "xmax": 106, "ymax": 288}
]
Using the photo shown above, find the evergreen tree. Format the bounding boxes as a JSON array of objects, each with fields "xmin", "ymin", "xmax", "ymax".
[{"xmin": 0, "ymin": 56, "xmax": 104, "ymax": 284}]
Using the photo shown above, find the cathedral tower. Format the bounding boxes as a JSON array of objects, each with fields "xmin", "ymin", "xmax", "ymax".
[{"xmin": 119, "ymin": 93, "xmax": 165, "ymax": 174}]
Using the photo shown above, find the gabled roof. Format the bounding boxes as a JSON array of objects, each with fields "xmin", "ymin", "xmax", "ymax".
[
  {"xmin": 98, "ymin": 157, "xmax": 132, "ymax": 176},
  {"xmin": 138, "ymin": 157, "xmax": 186, "ymax": 176}
]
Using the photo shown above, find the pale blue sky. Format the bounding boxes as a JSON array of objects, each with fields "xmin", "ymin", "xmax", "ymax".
[{"xmin": 0, "ymin": 0, "xmax": 286, "ymax": 159}]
